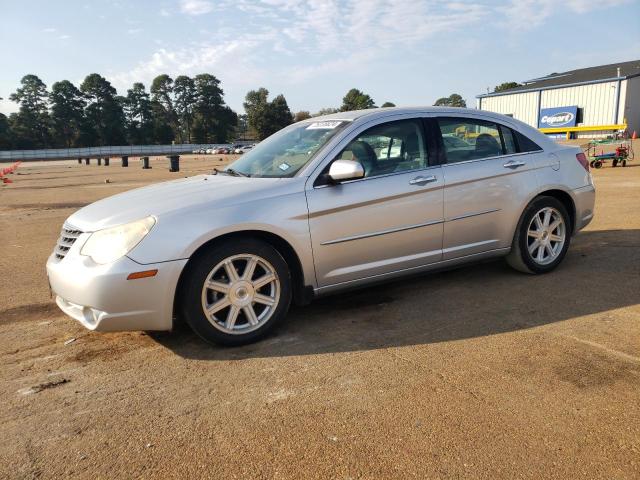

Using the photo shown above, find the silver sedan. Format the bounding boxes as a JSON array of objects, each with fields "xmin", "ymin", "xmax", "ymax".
[{"xmin": 46, "ymin": 107, "xmax": 595, "ymax": 345}]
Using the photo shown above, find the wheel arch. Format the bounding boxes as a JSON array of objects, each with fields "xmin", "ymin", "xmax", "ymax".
[
  {"xmin": 173, "ymin": 230, "xmax": 312, "ymax": 326},
  {"xmin": 534, "ymin": 188, "xmax": 576, "ymax": 234}
]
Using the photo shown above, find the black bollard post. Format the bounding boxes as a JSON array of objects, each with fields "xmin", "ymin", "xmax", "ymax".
[
  {"xmin": 97, "ymin": 158, "xmax": 102, "ymax": 166},
  {"xmin": 168, "ymin": 155, "xmax": 180, "ymax": 172},
  {"xmin": 77, "ymin": 158, "xmax": 82, "ymax": 164},
  {"xmin": 121, "ymin": 156, "xmax": 128, "ymax": 167},
  {"xmin": 141, "ymin": 156, "xmax": 151, "ymax": 169},
  {"xmin": 104, "ymin": 157, "xmax": 110, "ymax": 166},
  {"xmin": 85, "ymin": 158, "xmax": 90, "ymax": 165}
]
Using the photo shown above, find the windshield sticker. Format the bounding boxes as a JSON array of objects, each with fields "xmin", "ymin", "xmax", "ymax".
[
  {"xmin": 278, "ymin": 162, "xmax": 291, "ymax": 171},
  {"xmin": 306, "ymin": 121, "xmax": 342, "ymax": 130}
]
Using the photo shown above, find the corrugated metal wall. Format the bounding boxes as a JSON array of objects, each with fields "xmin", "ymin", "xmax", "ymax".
[
  {"xmin": 540, "ymin": 81, "xmax": 619, "ymax": 126},
  {"xmin": 623, "ymin": 76, "xmax": 640, "ymax": 134},
  {"xmin": 479, "ymin": 92, "xmax": 539, "ymax": 127},
  {"xmin": 479, "ymin": 80, "xmax": 635, "ymax": 138}
]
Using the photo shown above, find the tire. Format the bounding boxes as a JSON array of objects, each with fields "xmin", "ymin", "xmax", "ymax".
[
  {"xmin": 612, "ymin": 159, "xmax": 618, "ymax": 167},
  {"xmin": 506, "ymin": 196, "xmax": 572, "ymax": 274},
  {"xmin": 594, "ymin": 160, "xmax": 603, "ymax": 169},
  {"xmin": 622, "ymin": 160, "xmax": 627, "ymax": 167},
  {"xmin": 179, "ymin": 238, "xmax": 292, "ymax": 346}
]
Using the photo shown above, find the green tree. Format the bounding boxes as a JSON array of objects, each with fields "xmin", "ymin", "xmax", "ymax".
[
  {"xmin": 9, "ymin": 74, "xmax": 51, "ymax": 148},
  {"xmin": 235, "ymin": 114, "xmax": 250, "ymax": 141},
  {"xmin": 49, "ymin": 80, "xmax": 85, "ymax": 147},
  {"xmin": 0, "ymin": 113, "xmax": 12, "ymax": 149},
  {"xmin": 243, "ymin": 88, "xmax": 293, "ymax": 140},
  {"xmin": 124, "ymin": 82, "xmax": 153, "ymax": 144},
  {"xmin": 150, "ymin": 74, "xmax": 176, "ymax": 142},
  {"xmin": 340, "ymin": 88, "xmax": 376, "ymax": 111},
  {"xmin": 494, "ymin": 82, "xmax": 522, "ymax": 93},
  {"xmin": 173, "ymin": 75, "xmax": 196, "ymax": 143},
  {"xmin": 314, "ymin": 107, "xmax": 339, "ymax": 116},
  {"xmin": 294, "ymin": 111, "xmax": 311, "ymax": 122},
  {"xmin": 381, "ymin": 102, "xmax": 396, "ymax": 108},
  {"xmin": 191, "ymin": 74, "xmax": 235, "ymax": 143},
  {"xmin": 243, "ymin": 87, "xmax": 270, "ymax": 139},
  {"xmin": 433, "ymin": 93, "xmax": 466, "ymax": 108},
  {"xmin": 80, "ymin": 73, "xmax": 126, "ymax": 145}
]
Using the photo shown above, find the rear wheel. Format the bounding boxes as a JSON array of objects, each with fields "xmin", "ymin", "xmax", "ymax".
[
  {"xmin": 612, "ymin": 159, "xmax": 618, "ymax": 167},
  {"xmin": 179, "ymin": 238, "xmax": 292, "ymax": 346},
  {"xmin": 506, "ymin": 196, "xmax": 571, "ymax": 274}
]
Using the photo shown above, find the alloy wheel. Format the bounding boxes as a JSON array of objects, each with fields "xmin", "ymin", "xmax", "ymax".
[
  {"xmin": 526, "ymin": 207, "xmax": 566, "ymax": 266},
  {"xmin": 201, "ymin": 254, "xmax": 280, "ymax": 334}
]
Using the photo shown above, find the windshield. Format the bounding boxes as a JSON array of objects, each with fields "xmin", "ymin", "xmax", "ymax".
[{"xmin": 224, "ymin": 120, "xmax": 348, "ymax": 177}]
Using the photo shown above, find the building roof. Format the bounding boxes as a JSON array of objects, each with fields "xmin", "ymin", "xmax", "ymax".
[{"xmin": 478, "ymin": 59, "xmax": 640, "ymax": 98}]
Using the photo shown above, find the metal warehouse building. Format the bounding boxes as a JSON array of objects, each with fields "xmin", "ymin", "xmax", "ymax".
[{"xmin": 477, "ymin": 60, "xmax": 640, "ymax": 138}]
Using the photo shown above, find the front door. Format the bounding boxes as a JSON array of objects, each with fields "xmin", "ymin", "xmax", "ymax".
[{"xmin": 306, "ymin": 118, "xmax": 444, "ymax": 288}]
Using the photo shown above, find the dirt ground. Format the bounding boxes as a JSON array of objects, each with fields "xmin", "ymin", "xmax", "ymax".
[{"xmin": 1, "ymin": 150, "xmax": 639, "ymax": 479}]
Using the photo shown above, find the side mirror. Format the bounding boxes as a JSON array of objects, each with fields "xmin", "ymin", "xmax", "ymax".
[{"xmin": 327, "ymin": 159, "xmax": 365, "ymax": 183}]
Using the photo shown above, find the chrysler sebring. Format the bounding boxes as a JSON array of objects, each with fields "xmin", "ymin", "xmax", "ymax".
[{"xmin": 46, "ymin": 107, "xmax": 595, "ymax": 345}]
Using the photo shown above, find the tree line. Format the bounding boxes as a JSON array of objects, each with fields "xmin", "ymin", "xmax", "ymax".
[
  {"xmin": 0, "ymin": 74, "xmax": 483, "ymax": 150},
  {"xmin": 0, "ymin": 73, "xmax": 237, "ymax": 150}
]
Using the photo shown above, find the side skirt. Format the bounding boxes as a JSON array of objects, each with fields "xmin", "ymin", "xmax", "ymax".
[{"xmin": 313, "ymin": 247, "xmax": 511, "ymax": 297}]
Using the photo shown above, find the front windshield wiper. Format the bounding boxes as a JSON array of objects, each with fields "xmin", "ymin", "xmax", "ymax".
[{"xmin": 213, "ymin": 167, "xmax": 251, "ymax": 177}]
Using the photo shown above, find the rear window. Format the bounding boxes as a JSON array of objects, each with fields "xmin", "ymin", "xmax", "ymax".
[
  {"xmin": 513, "ymin": 130, "xmax": 542, "ymax": 152},
  {"xmin": 437, "ymin": 118, "xmax": 505, "ymax": 163}
]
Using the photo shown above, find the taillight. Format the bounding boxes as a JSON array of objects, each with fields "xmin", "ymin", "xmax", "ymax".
[{"xmin": 576, "ymin": 152, "xmax": 589, "ymax": 172}]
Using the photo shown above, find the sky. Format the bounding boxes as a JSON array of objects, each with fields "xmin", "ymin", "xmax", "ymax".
[{"xmin": 1, "ymin": 0, "xmax": 639, "ymax": 116}]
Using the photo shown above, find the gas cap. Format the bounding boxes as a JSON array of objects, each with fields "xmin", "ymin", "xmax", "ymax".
[{"xmin": 548, "ymin": 153, "xmax": 560, "ymax": 171}]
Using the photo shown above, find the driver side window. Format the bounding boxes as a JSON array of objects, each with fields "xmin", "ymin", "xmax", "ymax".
[{"xmin": 337, "ymin": 119, "xmax": 428, "ymax": 178}]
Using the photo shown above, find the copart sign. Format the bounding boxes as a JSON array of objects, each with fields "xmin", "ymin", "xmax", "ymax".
[{"xmin": 539, "ymin": 106, "xmax": 578, "ymax": 128}]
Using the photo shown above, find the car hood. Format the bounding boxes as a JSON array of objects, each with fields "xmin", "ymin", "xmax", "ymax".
[{"xmin": 67, "ymin": 174, "xmax": 295, "ymax": 231}]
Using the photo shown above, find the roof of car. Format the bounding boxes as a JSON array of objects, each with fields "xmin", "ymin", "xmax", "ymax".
[
  {"xmin": 307, "ymin": 106, "xmax": 534, "ymax": 126},
  {"xmin": 309, "ymin": 106, "xmax": 496, "ymax": 122},
  {"xmin": 304, "ymin": 106, "xmax": 556, "ymax": 151}
]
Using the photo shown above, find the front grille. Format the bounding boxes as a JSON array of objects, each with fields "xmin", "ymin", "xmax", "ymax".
[{"xmin": 54, "ymin": 224, "xmax": 83, "ymax": 260}]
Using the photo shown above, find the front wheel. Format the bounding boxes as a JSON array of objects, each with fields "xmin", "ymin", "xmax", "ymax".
[
  {"xmin": 506, "ymin": 196, "xmax": 571, "ymax": 274},
  {"xmin": 179, "ymin": 238, "xmax": 292, "ymax": 346}
]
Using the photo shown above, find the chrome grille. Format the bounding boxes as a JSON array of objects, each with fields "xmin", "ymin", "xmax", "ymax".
[{"xmin": 54, "ymin": 224, "xmax": 83, "ymax": 260}]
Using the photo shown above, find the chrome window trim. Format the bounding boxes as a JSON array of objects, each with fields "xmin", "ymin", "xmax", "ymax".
[
  {"xmin": 312, "ymin": 164, "xmax": 442, "ymax": 189},
  {"xmin": 440, "ymin": 149, "xmax": 542, "ymax": 167}
]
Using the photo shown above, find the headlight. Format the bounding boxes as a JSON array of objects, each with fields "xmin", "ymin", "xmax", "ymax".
[{"xmin": 81, "ymin": 216, "xmax": 156, "ymax": 264}]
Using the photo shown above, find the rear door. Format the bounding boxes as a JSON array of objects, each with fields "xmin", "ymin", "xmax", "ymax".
[
  {"xmin": 306, "ymin": 118, "xmax": 444, "ymax": 288},
  {"xmin": 435, "ymin": 116, "xmax": 540, "ymax": 260}
]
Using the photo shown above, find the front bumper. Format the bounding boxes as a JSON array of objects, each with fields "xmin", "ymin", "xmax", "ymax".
[
  {"xmin": 572, "ymin": 184, "xmax": 596, "ymax": 232},
  {"xmin": 46, "ymin": 245, "xmax": 187, "ymax": 332}
]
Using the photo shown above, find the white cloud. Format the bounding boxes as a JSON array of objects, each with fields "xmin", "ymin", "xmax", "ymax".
[
  {"xmin": 180, "ymin": 0, "xmax": 214, "ymax": 15},
  {"xmin": 42, "ymin": 27, "xmax": 57, "ymax": 33},
  {"xmin": 59, "ymin": 34, "xmax": 71, "ymax": 40},
  {"xmin": 109, "ymin": 0, "xmax": 634, "ymax": 110},
  {"xmin": 127, "ymin": 28, "xmax": 143, "ymax": 35},
  {"xmin": 503, "ymin": 0, "xmax": 633, "ymax": 30},
  {"xmin": 160, "ymin": 8, "xmax": 171, "ymax": 17}
]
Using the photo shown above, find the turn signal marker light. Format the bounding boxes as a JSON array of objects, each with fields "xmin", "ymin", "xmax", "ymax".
[{"xmin": 127, "ymin": 269, "xmax": 158, "ymax": 280}]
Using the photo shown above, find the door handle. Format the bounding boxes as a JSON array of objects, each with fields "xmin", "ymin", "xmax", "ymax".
[
  {"xmin": 503, "ymin": 160, "xmax": 526, "ymax": 169},
  {"xmin": 409, "ymin": 175, "xmax": 437, "ymax": 185}
]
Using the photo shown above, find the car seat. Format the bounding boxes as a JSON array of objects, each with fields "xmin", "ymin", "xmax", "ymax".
[
  {"xmin": 474, "ymin": 133, "xmax": 502, "ymax": 158},
  {"xmin": 350, "ymin": 141, "xmax": 378, "ymax": 176}
]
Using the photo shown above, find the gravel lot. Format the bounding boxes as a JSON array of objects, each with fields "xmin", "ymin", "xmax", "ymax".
[{"xmin": 1, "ymin": 151, "xmax": 639, "ymax": 479}]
